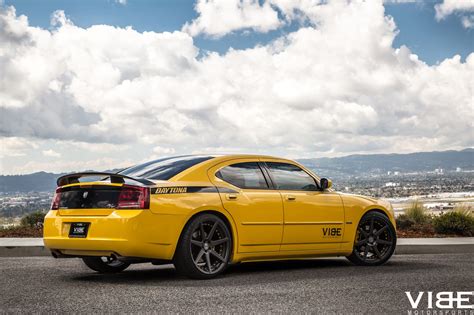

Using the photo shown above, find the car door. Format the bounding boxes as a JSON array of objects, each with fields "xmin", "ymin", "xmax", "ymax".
[
  {"xmin": 208, "ymin": 159, "xmax": 284, "ymax": 253},
  {"xmin": 263, "ymin": 161, "xmax": 345, "ymax": 251}
]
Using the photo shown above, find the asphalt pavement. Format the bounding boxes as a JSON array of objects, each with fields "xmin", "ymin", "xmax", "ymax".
[
  {"xmin": 0, "ymin": 254, "xmax": 473, "ymax": 313},
  {"xmin": 3, "ymin": 237, "xmax": 474, "ymax": 256}
]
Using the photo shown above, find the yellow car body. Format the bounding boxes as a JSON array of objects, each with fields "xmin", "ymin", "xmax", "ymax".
[{"xmin": 43, "ymin": 154, "xmax": 396, "ymax": 276}]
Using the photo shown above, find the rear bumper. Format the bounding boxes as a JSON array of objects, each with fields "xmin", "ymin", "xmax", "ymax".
[{"xmin": 43, "ymin": 210, "xmax": 183, "ymax": 260}]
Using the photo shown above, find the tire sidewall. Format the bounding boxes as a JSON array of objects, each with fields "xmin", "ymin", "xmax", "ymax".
[
  {"xmin": 174, "ymin": 213, "xmax": 232, "ymax": 279},
  {"xmin": 348, "ymin": 211, "xmax": 397, "ymax": 266}
]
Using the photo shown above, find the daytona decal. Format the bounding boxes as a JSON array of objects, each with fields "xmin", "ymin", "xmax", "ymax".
[
  {"xmin": 155, "ymin": 187, "xmax": 188, "ymax": 194},
  {"xmin": 152, "ymin": 186, "xmax": 222, "ymax": 194}
]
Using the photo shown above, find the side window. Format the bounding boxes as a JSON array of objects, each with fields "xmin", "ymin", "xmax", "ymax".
[
  {"xmin": 216, "ymin": 162, "xmax": 269, "ymax": 189},
  {"xmin": 266, "ymin": 162, "xmax": 318, "ymax": 191}
]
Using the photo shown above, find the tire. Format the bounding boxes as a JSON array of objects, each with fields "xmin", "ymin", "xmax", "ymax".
[
  {"xmin": 347, "ymin": 211, "xmax": 396, "ymax": 266},
  {"xmin": 82, "ymin": 256, "xmax": 130, "ymax": 273},
  {"xmin": 174, "ymin": 213, "xmax": 232, "ymax": 279}
]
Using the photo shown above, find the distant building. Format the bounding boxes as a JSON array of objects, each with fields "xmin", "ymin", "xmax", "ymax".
[
  {"xmin": 456, "ymin": 167, "xmax": 462, "ymax": 172},
  {"xmin": 434, "ymin": 168, "xmax": 444, "ymax": 174}
]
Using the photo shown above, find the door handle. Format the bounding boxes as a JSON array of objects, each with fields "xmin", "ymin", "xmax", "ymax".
[
  {"xmin": 226, "ymin": 193, "xmax": 238, "ymax": 200},
  {"xmin": 286, "ymin": 195, "xmax": 296, "ymax": 201}
]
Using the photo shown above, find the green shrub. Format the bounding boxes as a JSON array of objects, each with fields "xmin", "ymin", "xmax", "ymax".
[
  {"xmin": 404, "ymin": 200, "xmax": 430, "ymax": 224},
  {"xmin": 396, "ymin": 214, "xmax": 415, "ymax": 230},
  {"xmin": 433, "ymin": 211, "xmax": 474, "ymax": 236},
  {"xmin": 20, "ymin": 211, "xmax": 46, "ymax": 228}
]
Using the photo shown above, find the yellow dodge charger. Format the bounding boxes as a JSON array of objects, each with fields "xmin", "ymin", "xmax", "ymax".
[{"xmin": 43, "ymin": 154, "xmax": 397, "ymax": 279}]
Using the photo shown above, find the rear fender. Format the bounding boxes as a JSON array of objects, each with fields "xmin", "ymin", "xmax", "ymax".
[{"xmin": 175, "ymin": 206, "xmax": 239, "ymax": 263}]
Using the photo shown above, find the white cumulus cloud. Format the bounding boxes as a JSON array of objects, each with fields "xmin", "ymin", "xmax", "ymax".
[
  {"xmin": 435, "ymin": 0, "xmax": 474, "ymax": 28},
  {"xmin": 383, "ymin": 0, "xmax": 418, "ymax": 3},
  {"xmin": 42, "ymin": 149, "xmax": 61, "ymax": 157},
  {"xmin": 461, "ymin": 15, "xmax": 474, "ymax": 28},
  {"xmin": 0, "ymin": 137, "xmax": 38, "ymax": 158},
  {"xmin": 153, "ymin": 146, "xmax": 176, "ymax": 155},
  {"xmin": 0, "ymin": 1, "xmax": 473, "ymax": 174},
  {"xmin": 435, "ymin": 0, "xmax": 474, "ymax": 19},
  {"xmin": 182, "ymin": 0, "xmax": 282, "ymax": 38},
  {"xmin": 50, "ymin": 10, "xmax": 72, "ymax": 27},
  {"xmin": 11, "ymin": 157, "xmax": 133, "ymax": 174}
]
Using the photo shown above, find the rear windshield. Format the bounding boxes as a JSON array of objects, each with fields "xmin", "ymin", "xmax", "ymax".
[
  {"xmin": 118, "ymin": 155, "xmax": 213, "ymax": 180},
  {"xmin": 59, "ymin": 185, "xmax": 121, "ymax": 209}
]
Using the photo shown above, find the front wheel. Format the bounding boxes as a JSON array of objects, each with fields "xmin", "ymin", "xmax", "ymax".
[
  {"xmin": 347, "ymin": 211, "xmax": 396, "ymax": 266},
  {"xmin": 174, "ymin": 213, "xmax": 232, "ymax": 279},
  {"xmin": 82, "ymin": 256, "xmax": 130, "ymax": 273}
]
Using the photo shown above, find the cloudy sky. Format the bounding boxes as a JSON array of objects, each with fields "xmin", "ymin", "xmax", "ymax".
[{"xmin": 0, "ymin": 0, "xmax": 473, "ymax": 175}]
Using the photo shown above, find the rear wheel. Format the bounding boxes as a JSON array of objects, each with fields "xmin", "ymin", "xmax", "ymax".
[
  {"xmin": 174, "ymin": 213, "xmax": 232, "ymax": 279},
  {"xmin": 347, "ymin": 211, "xmax": 396, "ymax": 266},
  {"xmin": 82, "ymin": 256, "xmax": 130, "ymax": 273}
]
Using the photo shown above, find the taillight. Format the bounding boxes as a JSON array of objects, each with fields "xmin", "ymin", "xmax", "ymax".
[
  {"xmin": 117, "ymin": 185, "xmax": 150, "ymax": 209},
  {"xmin": 51, "ymin": 188, "xmax": 61, "ymax": 210}
]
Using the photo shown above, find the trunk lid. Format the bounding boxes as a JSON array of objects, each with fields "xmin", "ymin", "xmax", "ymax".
[
  {"xmin": 56, "ymin": 183, "xmax": 123, "ymax": 216},
  {"xmin": 52, "ymin": 172, "xmax": 154, "ymax": 216}
]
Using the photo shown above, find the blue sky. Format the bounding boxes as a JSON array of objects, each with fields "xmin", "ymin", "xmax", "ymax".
[
  {"xmin": 0, "ymin": 0, "xmax": 472, "ymax": 174},
  {"xmin": 5, "ymin": 0, "xmax": 473, "ymax": 65}
]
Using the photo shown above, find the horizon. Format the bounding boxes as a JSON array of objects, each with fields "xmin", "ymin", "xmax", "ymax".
[{"xmin": 1, "ymin": 147, "xmax": 472, "ymax": 176}]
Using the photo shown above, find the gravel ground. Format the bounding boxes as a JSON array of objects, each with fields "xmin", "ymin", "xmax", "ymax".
[{"xmin": 0, "ymin": 254, "xmax": 473, "ymax": 313}]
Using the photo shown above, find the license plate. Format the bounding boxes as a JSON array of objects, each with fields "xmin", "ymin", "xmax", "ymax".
[{"xmin": 69, "ymin": 222, "xmax": 90, "ymax": 238}]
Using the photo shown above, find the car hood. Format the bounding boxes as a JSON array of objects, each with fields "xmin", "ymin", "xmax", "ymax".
[
  {"xmin": 338, "ymin": 192, "xmax": 393, "ymax": 209},
  {"xmin": 338, "ymin": 192, "xmax": 378, "ymax": 203}
]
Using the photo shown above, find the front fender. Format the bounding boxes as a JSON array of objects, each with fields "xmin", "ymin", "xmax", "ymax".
[{"xmin": 339, "ymin": 193, "xmax": 396, "ymax": 253}]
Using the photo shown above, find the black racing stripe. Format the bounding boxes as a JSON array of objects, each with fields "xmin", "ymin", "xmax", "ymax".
[
  {"xmin": 216, "ymin": 187, "xmax": 238, "ymax": 193},
  {"xmin": 152, "ymin": 186, "xmax": 238, "ymax": 194},
  {"xmin": 187, "ymin": 186, "xmax": 218, "ymax": 193}
]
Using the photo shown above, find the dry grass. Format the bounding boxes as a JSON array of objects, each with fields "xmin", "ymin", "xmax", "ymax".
[
  {"xmin": 0, "ymin": 226, "xmax": 43, "ymax": 237},
  {"xmin": 404, "ymin": 200, "xmax": 430, "ymax": 224}
]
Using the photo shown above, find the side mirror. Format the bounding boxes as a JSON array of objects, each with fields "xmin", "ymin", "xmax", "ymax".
[{"xmin": 320, "ymin": 178, "xmax": 332, "ymax": 190}]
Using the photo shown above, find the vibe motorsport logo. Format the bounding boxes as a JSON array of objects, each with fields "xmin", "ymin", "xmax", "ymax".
[
  {"xmin": 322, "ymin": 227, "xmax": 341, "ymax": 237},
  {"xmin": 405, "ymin": 291, "xmax": 473, "ymax": 314}
]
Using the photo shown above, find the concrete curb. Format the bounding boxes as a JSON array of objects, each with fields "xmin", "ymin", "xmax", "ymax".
[
  {"xmin": 395, "ymin": 237, "xmax": 474, "ymax": 255},
  {"xmin": 0, "ymin": 238, "xmax": 50, "ymax": 257},
  {"xmin": 0, "ymin": 238, "xmax": 473, "ymax": 257}
]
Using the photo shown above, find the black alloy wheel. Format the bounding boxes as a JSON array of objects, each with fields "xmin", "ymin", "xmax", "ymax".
[
  {"xmin": 174, "ymin": 213, "xmax": 232, "ymax": 279},
  {"xmin": 347, "ymin": 211, "xmax": 396, "ymax": 266}
]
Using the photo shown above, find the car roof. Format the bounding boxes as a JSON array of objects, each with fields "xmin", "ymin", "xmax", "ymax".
[
  {"xmin": 140, "ymin": 153, "xmax": 287, "ymax": 163},
  {"xmin": 167, "ymin": 154, "xmax": 306, "ymax": 182},
  {"xmin": 118, "ymin": 154, "xmax": 308, "ymax": 183}
]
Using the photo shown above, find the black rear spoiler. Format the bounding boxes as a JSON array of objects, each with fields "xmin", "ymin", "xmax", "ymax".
[{"xmin": 57, "ymin": 172, "xmax": 154, "ymax": 187}]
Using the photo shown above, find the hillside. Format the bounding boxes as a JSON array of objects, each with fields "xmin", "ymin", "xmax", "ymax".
[
  {"xmin": 0, "ymin": 172, "xmax": 61, "ymax": 193},
  {"xmin": 299, "ymin": 148, "xmax": 474, "ymax": 177},
  {"xmin": 0, "ymin": 149, "xmax": 472, "ymax": 193}
]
